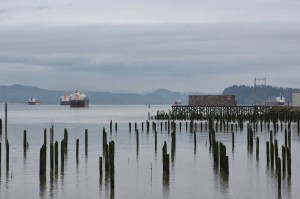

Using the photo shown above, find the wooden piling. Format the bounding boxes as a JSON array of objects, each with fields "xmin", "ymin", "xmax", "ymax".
[
  {"xmin": 103, "ymin": 128, "xmax": 107, "ymax": 156},
  {"xmin": 136, "ymin": 129, "xmax": 139, "ymax": 155},
  {"xmin": 99, "ymin": 157, "xmax": 103, "ymax": 181},
  {"xmin": 0, "ymin": 142, "xmax": 1, "ymax": 171},
  {"xmin": 109, "ymin": 141, "xmax": 115, "ymax": 189},
  {"xmin": 288, "ymin": 130, "xmax": 291, "ymax": 149},
  {"xmin": 274, "ymin": 139, "xmax": 278, "ymax": 169},
  {"xmin": 64, "ymin": 128, "xmax": 68, "ymax": 152},
  {"xmin": 105, "ymin": 143, "xmax": 109, "ymax": 173},
  {"xmin": 5, "ymin": 103, "xmax": 7, "ymax": 140},
  {"xmin": 61, "ymin": 139, "xmax": 64, "ymax": 164},
  {"xmin": 155, "ymin": 130, "xmax": 157, "ymax": 154},
  {"xmin": 50, "ymin": 142, "xmax": 54, "ymax": 169},
  {"xmin": 162, "ymin": 141, "xmax": 167, "ymax": 173},
  {"xmin": 6, "ymin": 140, "xmax": 9, "ymax": 169},
  {"xmin": 287, "ymin": 147, "xmax": 291, "ymax": 176},
  {"xmin": 110, "ymin": 120, "xmax": 112, "ymax": 132},
  {"xmin": 44, "ymin": 128, "xmax": 47, "ymax": 147},
  {"xmin": 85, "ymin": 129, "xmax": 88, "ymax": 155},
  {"xmin": 256, "ymin": 136, "xmax": 259, "ymax": 160},
  {"xmin": 278, "ymin": 157, "xmax": 281, "ymax": 189},
  {"xmin": 271, "ymin": 141, "xmax": 274, "ymax": 167},
  {"xmin": 55, "ymin": 141, "xmax": 58, "ymax": 167},
  {"xmin": 115, "ymin": 122, "xmax": 117, "ymax": 132},
  {"xmin": 76, "ymin": 139, "xmax": 79, "ymax": 162},
  {"xmin": 284, "ymin": 129, "xmax": 287, "ymax": 147},
  {"xmin": 39, "ymin": 144, "xmax": 46, "ymax": 176},
  {"xmin": 282, "ymin": 145, "xmax": 286, "ymax": 172},
  {"xmin": 23, "ymin": 130, "xmax": 27, "ymax": 151},
  {"xmin": 171, "ymin": 131, "xmax": 176, "ymax": 157},
  {"xmin": 0, "ymin": 118, "xmax": 2, "ymax": 134},
  {"xmin": 266, "ymin": 141, "xmax": 270, "ymax": 165},
  {"xmin": 129, "ymin": 122, "xmax": 131, "ymax": 132},
  {"xmin": 232, "ymin": 132, "xmax": 234, "ymax": 150},
  {"xmin": 194, "ymin": 131, "xmax": 196, "ymax": 150}
]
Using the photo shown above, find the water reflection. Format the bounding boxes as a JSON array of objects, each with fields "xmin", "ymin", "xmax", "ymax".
[
  {"xmin": 162, "ymin": 173, "xmax": 170, "ymax": 198},
  {"xmin": 39, "ymin": 174, "xmax": 46, "ymax": 199},
  {"xmin": 49, "ymin": 168, "xmax": 54, "ymax": 199}
]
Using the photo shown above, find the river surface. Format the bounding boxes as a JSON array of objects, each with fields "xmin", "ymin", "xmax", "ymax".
[{"xmin": 0, "ymin": 104, "xmax": 299, "ymax": 199}]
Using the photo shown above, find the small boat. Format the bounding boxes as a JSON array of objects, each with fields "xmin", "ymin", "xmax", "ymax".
[
  {"xmin": 28, "ymin": 98, "xmax": 42, "ymax": 105},
  {"xmin": 69, "ymin": 90, "xmax": 89, "ymax": 108},
  {"xmin": 265, "ymin": 94, "xmax": 285, "ymax": 106},
  {"xmin": 60, "ymin": 92, "xmax": 70, "ymax": 105}
]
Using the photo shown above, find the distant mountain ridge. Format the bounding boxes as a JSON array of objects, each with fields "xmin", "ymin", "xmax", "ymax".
[
  {"xmin": 1, "ymin": 84, "xmax": 299, "ymax": 105},
  {"xmin": 222, "ymin": 85, "xmax": 299, "ymax": 105},
  {"xmin": 0, "ymin": 84, "xmax": 203, "ymax": 105}
]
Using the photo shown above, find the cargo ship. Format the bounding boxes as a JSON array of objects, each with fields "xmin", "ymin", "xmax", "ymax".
[
  {"xmin": 28, "ymin": 98, "xmax": 42, "ymax": 105},
  {"xmin": 60, "ymin": 93, "xmax": 70, "ymax": 105},
  {"xmin": 69, "ymin": 90, "xmax": 89, "ymax": 108}
]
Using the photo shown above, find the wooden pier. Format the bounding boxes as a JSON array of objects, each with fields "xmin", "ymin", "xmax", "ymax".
[{"xmin": 156, "ymin": 105, "xmax": 300, "ymax": 121}]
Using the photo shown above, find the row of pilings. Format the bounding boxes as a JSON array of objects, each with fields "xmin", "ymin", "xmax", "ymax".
[
  {"xmin": 209, "ymin": 129, "xmax": 229, "ymax": 174},
  {"xmin": 156, "ymin": 106, "xmax": 300, "ymax": 133}
]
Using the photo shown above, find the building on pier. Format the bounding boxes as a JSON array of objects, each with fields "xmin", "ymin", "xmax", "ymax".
[
  {"xmin": 188, "ymin": 95, "xmax": 237, "ymax": 106},
  {"xmin": 292, "ymin": 91, "xmax": 300, "ymax": 106}
]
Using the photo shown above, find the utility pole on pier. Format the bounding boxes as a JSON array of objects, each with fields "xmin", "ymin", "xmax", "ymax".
[{"xmin": 254, "ymin": 77, "xmax": 266, "ymax": 106}]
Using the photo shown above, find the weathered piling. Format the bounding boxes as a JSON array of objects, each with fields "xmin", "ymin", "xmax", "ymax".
[
  {"xmin": 5, "ymin": 103, "xmax": 7, "ymax": 139},
  {"xmin": 23, "ymin": 130, "xmax": 27, "ymax": 151},
  {"xmin": 50, "ymin": 142, "xmax": 54, "ymax": 169},
  {"xmin": 287, "ymin": 147, "xmax": 291, "ymax": 176},
  {"xmin": 271, "ymin": 141, "xmax": 274, "ymax": 168},
  {"xmin": 213, "ymin": 141, "xmax": 219, "ymax": 166},
  {"xmin": 50, "ymin": 127, "xmax": 54, "ymax": 145},
  {"xmin": 104, "ymin": 143, "xmax": 109, "ymax": 173},
  {"xmin": 194, "ymin": 131, "xmax": 196, "ymax": 150},
  {"xmin": 171, "ymin": 131, "xmax": 176, "ymax": 158},
  {"xmin": 162, "ymin": 141, "xmax": 170, "ymax": 175},
  {"xmin": 136, "ymin": 129, "xmax": 139, "ymax": 155},
  {"xmin": 6, "ymin": 140, "xmax": 9, "ymax": 168},
  {"xmin": 115, "ymin": 122, "xmax": 117, "ymax": 132},
  {"xmin": 256, "ymin": 136, "xmax": 259, "ymax": 160},
  {"xmin": 55, "ymin": 141, "xmax": 58, "ymax": 167},
  {"xmin": 76, "ymin": 139, "xmax": 79, "ymax": 162},
  {"xmin": 39, "ymin": 144, "xmax": 46, "ymax": 176},
  {"xmin": 0, "ymin": 118, "xmax": 2, "ymax": 134},
  {"xmin": 103, "ymin": 128, "xmax": 107, "ymax": 155},
  {"xmin": 142, "ymin": 122, "xmax": 144, "ymax": 131},
  {"xmin": 285, "ymin": 129, "xmax": 287, "ymax": 147},
  {"xmin": 61, "ymin": 139, "xmax": 64, "ymax": 164},
  {"xmin": 109, "ymin": 141, "xmax": 115, "ymax": 189},
  {"xmin": 0, "ymin": 142, "xmax": 1, "ymax": 171},
  {"xmin": 129, "ymin": 122, "xmax": 131, "ymax": 132},
  {"xmin": 155, "ymin": 130, "xmax": 157, "ymax": 154},
  {"xmin": 232, "ymin": 132, "xmax": 234, "ymax": 150},
  {"xmin": 99, "ymin": 157, "xmax": 103, "ymax": 182},
  {"xmin": 288, "ymin": 130, "xmax": 291, "ymax": 149},
  {"xmin": 278, "ymin": 157, "xmax": 281, "ymax": 189},
  {"xmin": 110, "ymin": 120, "xmax": 112, "ymax": 132},
  {"xmin": 282, "ymin": 145, "xmax": 286, "ymax": 172},
  {"xmin": 64, "ymin": 128, "xmax": 68, "ymax": 152},
  {"xmin": 266, "ymin": 141, "xmax": 269, "ymax": 165},
  {"xmin": 44, "ymin": 128, "xmax": 47, "ymax": 147},
  {"xmin": 85, "ymin": 129, "xmax": 88, "ymax": 155},
  {"xmin": 274, "ymin": 139, "xmax": 278, "ymax": 169}
]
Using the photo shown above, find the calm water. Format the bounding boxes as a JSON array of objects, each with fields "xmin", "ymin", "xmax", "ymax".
[{"xmin": 0, "ymin": 104, "xmax": 300, "ymax": 199}]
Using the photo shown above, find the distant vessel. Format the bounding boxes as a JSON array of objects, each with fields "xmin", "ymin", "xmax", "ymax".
[
  {"xmin": 28, "ymin": 98, "xmax": 42, "ymax": 105},
  {"xmin": 69, "ymin": 90, "xmax": 89, "ymax": 108},
  {"xmin": 265, "ymin": 94, "xmax": 285, "ymax": 106},
  {"xmin": 60, "ymin": 93, "xmax": 70, "ymax": 105},
  {"xmin": 173, "ymin": 99, "xmax": 182, "ymax": 105}
]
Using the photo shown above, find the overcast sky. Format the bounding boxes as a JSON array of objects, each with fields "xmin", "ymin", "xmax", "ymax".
[{"xmin": 1, "ymin": 0, "xmax": 300, "ymax": 93}]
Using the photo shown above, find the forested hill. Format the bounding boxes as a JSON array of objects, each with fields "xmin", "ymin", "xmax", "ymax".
[{"xmin": 222, "ymin": 85, "xmax": 299, "ymax": 105}]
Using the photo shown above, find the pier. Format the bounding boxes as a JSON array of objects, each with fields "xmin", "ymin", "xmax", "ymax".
[{"xmin": 156, "ymin": 105, "xmax": 300, "ymax": 121}]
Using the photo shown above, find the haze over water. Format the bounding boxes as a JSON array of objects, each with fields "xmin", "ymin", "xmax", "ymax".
[{"xmin": 0, "ymin": 104, "xmax": 300, "ymax": 198}]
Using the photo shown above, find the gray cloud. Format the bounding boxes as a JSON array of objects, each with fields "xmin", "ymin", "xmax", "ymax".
[{"xmin": 0, "ymin": 22, "xmax": 299, "ymax": 93}]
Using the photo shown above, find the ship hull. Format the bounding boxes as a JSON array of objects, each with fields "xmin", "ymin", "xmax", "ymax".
[
  {"xmin": 60, "ymin": 100, "xmax": 70, "ymax": 105},
  {"xmin": 70, "ymin": 100, "xmax": 89, "ymax": 108}
]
